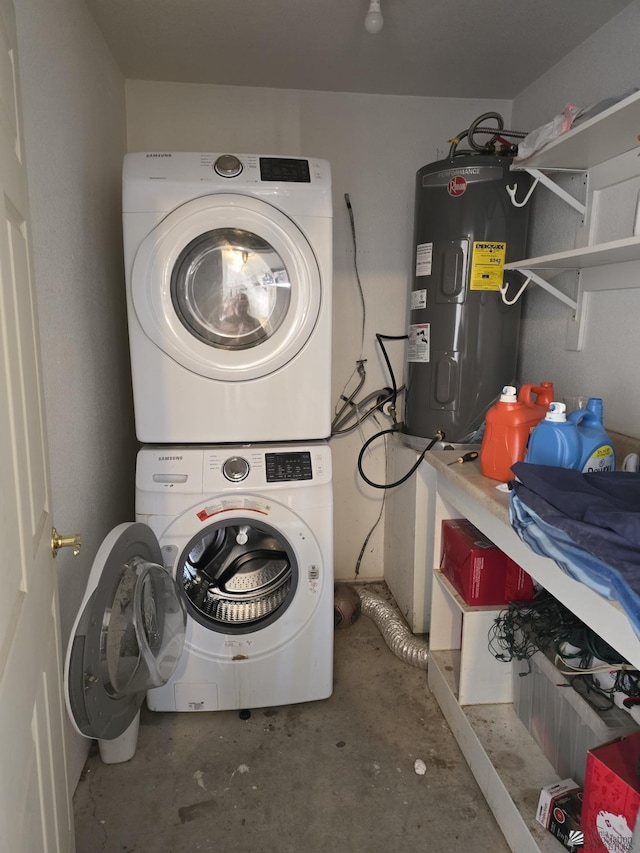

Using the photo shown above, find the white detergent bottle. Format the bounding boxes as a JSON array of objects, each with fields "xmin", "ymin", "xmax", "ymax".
[
  {"xmin": 568, "ymin": 397, "xmax": 616, "ymax": 473},
  {"xmin": 524, "ymin": 402, "xmax": 582, "ymax": 468}
]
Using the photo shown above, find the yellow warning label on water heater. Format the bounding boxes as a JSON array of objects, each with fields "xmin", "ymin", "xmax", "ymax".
[{"xmin": 470, "ymin": 241, "xmax": 506, "ymax": 291}]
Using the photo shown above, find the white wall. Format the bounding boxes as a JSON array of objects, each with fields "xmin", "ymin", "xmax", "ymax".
[
  {"xmin": 512, "ymin": 1, "xmax": 640, "ymax": 438},
  {"xmin": 126, "ymin": 81, "xmax": 511, "ymax": 580},
  {"xmin": 15, "ymin": 0, "xmax": 131, "ymax": 789}
]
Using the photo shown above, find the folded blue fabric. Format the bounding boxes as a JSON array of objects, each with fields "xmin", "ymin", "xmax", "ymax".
[
  {"xmin": 508, "ymin": 462, "xmax": 640, "ymax": 638},
  {"xmin": 511, "ymin": 462, "xmax": 640, "ymax": 545}
]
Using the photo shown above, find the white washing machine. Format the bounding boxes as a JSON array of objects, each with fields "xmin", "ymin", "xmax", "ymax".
[
  {"xmin": 64, "ymin": 443, "xmax": 334, "ymax": 756},
  {"xmin": 123, "ymin": 152, "xmax": 333, "ymax": 444},
  {"xmin": 139, "ymin": 442, "xmax": 334, "ymax": 712}
]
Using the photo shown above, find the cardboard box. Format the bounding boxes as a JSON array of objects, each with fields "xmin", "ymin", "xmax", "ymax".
[
  {"xmin": 537, "ymin": 780, "xmax": 585, "ymax": 851},
  {"xmin": 582, "ymin": 730, "xmax": 640, "ymax": 852},
  {"xmin": 439, "ymin": 518, "xmax": 535, "ymax": 606}
]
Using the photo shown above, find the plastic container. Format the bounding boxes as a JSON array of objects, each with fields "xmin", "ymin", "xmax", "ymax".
[
  {"xmin": 519, "ymin": 381, "xmax": 555, "ymax": 412},
  {"xmin": 524, "ymin": 402, "xmax": 581, "ymax": 468},
  {"xmin": 480, "ymin": 383, "xmax": 554, "ymax": 482},
  {"xmin": 513, "ymin": 648, "xmax": 637, "ymax": 786},
  {"xmin": 568, "ymin": 397, "xmax": 616, "ymax": 473},
  {"xmin": 526, "ymin": 398, "xmax": 616, "ymax": 472}
]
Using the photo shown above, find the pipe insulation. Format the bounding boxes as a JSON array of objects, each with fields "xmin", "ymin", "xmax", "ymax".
[{"xmin": 358, "ymin": 589, "xmax": 429, "ymax": 670}]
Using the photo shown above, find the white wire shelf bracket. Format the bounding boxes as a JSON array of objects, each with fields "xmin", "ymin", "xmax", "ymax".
[
  {"xmin": 512, "ymin": 268, "xmax": 578, "ymax": 311},
  {"xmin": 507, "ymin": 168, "xmax": 586, "ymax": 215}
]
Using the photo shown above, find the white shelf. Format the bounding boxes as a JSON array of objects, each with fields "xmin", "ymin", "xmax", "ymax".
[
  {"xmin": 431, "ymin": 462, "xmax": 640, "ymax": 670},
  {"xmin": 425, "ymin": 452, "xmax": 640, "ymax": 852},
  {"xmin": 505, "ymin": 235, "xmax": 640, "ymax": 272},
  {"xmin": 506, "ymin": 89, "xmax": 640, "ymax": 348},
  {"xmin": 512, "ymin": 89, "xmax": 640, "ymax": 171},
  {"xmin": 429, "ymin": 651, "xmax": 562, "ymax": 853}
]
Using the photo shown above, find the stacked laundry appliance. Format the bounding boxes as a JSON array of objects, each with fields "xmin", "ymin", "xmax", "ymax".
[{"xmin": 65, "ymin": 153, "xmax": 334, "ymax": 761}]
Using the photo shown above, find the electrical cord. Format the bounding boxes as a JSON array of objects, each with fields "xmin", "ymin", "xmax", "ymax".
[
  {"xmin": 354, "ymin": 434, "xmax": 388, "ymax": 577},
  {"xmin": 344, "ymin": 193, "xmax": 366, "ymax": 359},
  {"xmin": 375, "ymin": 333, "xmax": 407, "ymax": 421},
  {"xmin": 488, "ymin": 593, "xmax": 640, "ymax": 714},
  {"xmin": 332, "ymin": 193, "xmax": 369, "ymax": 433}
]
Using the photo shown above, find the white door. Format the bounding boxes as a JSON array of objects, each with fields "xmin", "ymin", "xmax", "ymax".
[{"xmin": 0, "ymin": 0, "xmax": 74, "ymax": 849}]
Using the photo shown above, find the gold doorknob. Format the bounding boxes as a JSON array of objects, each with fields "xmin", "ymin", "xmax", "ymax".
[{"xmin": 51, "ymin": 527, "xmax": 82, "ymax": 558}]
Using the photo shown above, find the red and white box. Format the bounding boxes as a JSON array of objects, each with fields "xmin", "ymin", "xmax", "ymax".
[
  {"xmin": 439, "ymin": 518, "xmax": 535, "ymax": 606},
  {"xmin": 537, "ymin": 779, "xmax": 584, "ymax": 851},
  {"xmin": 582, "ymin": 730, "xmax": 640, "ymax": 852}
]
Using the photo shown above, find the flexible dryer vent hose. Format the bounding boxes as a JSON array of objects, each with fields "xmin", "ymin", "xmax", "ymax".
[{"xmin": 357, "ymin": 588, "xmax": 429, "ymax": 670}]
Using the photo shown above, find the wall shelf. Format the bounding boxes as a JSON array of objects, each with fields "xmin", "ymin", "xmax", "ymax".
[
  {"xmin": 511, "ymin": 89, "xmax": 640, "ymax": 172},
  {"xmin": 506, "ymin": 89, "xmax": 640, "ymax": 349},
  {"xmin": 505, "ymin": 234, "xmax": 640, "ymax": 272}
]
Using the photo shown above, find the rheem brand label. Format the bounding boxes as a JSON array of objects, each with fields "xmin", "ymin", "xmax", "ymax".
[{"xmin": 447, "ymin": 175, "xmax": 467, "ymax": 197}]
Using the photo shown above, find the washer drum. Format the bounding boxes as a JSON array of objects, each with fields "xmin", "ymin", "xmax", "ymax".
[{"xmin": 181, "ymin": 523, "xmax": 294, "ymax": 631}]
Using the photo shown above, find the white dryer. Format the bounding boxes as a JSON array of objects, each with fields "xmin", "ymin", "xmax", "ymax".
[
  {"xmin": 64, "ymin": 442, "xmax": 333, "ymax": 761},
  {"xmin": 123, "ymin": 152, "xmax": 333, "ymax": 444}
]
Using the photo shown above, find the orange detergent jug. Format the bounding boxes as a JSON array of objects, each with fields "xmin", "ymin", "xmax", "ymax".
[
  {"xmin": 518, "ymin": 381, "xmax": 555, "ymax": 413},
  {"xmin": 480, "ymin": 382, "xmax": 555, "ymax": 482}
]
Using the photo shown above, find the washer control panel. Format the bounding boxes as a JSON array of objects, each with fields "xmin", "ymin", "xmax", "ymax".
[
  {"xmin": 265, "ymin": 451, "xmax": 312, "ymax": 482},
  {"xmin": 222, "ymin": 456, "xmax": 250, "ymax": 482},
  {"xmin": 135, "ymin": 443, "xmax": 332, "ymax": 495}
]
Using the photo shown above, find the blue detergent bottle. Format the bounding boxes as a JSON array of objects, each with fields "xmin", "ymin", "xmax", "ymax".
[
  {"xmin": 567, "ymin": 397, "xmax": 616, "ymax": 473},
  {"xmin": 525, "ymin": 402, "xmax": 582, "ymax": 468}
]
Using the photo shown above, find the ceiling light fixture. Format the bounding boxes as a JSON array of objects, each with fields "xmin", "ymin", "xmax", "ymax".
[{"xmin": 364, "ymin": 0, "xmax": 384, "ymax": 34}]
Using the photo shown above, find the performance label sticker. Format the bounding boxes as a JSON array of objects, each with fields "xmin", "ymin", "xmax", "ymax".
[
  {"xmin": 470, "ymin": 241, "xmax": 506, "ymax": 291},
  {"xmin": 410, "ymin": 289, "xmax": 427, "ymax": 310},
  {"xmin": 408, "ymin": 324, "xmax": 430, "ymax": 363},
  {"xmin": 415, "ymin": 242, "xmax": 433, "ymax": 277}
]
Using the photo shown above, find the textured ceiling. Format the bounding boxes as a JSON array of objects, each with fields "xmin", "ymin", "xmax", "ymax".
[{"xmin": 84, "ymin": 0, "xmax": 634, "ymax": 99}]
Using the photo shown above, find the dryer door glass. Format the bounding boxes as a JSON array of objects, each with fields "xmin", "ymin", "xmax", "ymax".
[
  {"xmin": 171, "ymin": 228, "xmax": 291, "ymax": 351},
  {"xmin": 180, "ymin": 518, "xmax": 297, "ymax": 633}
]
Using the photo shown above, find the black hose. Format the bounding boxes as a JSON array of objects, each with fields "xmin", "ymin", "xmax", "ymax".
[
  {"xmin": 357, "ymin": 428, "xmax": 445, "ymax": 490},
  {"xmin": 375, "ymin": 333, "xmax": 406, "ymax": 416}
]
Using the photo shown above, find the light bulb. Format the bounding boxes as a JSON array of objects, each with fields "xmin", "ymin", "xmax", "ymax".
[{"xmin": 364, "ymin": 0, "xmax": 383, "ymax": 34}]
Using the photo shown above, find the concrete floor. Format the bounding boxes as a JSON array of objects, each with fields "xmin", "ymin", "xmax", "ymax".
[{"xmin": 73, "ymin": 585, "xmax": 510, "ymax": 853}]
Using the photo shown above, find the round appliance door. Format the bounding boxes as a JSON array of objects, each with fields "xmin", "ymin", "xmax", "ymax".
[
  {"xmin": 65, "ymin": 523, "xmax": 187, "ymax": 740},
  {"xmin": 176, "ymin": 498, "xmax": 322, "ymax": 642},
  {"xmin": 131, "ymin": 194, "xmax": 322, "ymax": 381}
]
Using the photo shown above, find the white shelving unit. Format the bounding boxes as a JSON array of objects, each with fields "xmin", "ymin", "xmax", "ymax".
[
  {"xmin": 511, "ymin": 90, "xmax": 640, "ymax": 171},
  {"xmin": 506, "ymin": 90, "xmax": 640, "ymax": 350},
  {"xmin": 425, "ymin": 450, "xmax": 640, "ymax": 852}
]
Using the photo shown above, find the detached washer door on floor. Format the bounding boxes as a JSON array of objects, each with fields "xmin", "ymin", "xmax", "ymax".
[{"xmin": 65, "ymin": 522, "xmax": 186, "ymax": 740}]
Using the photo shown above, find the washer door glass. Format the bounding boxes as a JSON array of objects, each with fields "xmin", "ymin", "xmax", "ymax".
[
  {"xmin": 131, "ymin": 194, "xmax": 322, "ymax": 382},
  {"xmin": 172, "ymin": 228, "xmax": 290, "ymax": 351},
  {"xmin": 65, "ymin": 523, "xmax": 187, "ymax": 741},
  {"xmin": 179, "ymin": 518, "xmax": 296, "ymax": 633}
]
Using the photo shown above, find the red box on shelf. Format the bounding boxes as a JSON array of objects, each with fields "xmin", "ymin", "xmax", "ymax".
[
  {"xmin": 439, "ymin": 518, "xmax": 535, "ymax": 606},
  {"xmin": 582, "ymin": 730, "xmax": 640, "ymax": 852}
]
